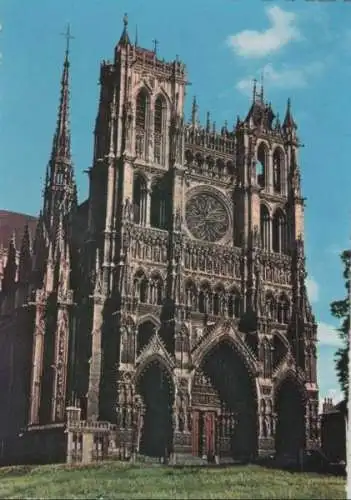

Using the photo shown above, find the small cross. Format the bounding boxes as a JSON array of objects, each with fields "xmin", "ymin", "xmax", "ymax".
[
  {"xmin": 152, "ymin": 38, "xmax": 159, "ymax": 54},
  {"xmin": 60, "ymin": 23, "xmax": 75, "ymax": 55}
]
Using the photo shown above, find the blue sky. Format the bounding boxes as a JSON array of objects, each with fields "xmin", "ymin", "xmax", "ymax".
[{"xmin": 0, "ymin": 0, "xmax": 350, "ymax": 407}]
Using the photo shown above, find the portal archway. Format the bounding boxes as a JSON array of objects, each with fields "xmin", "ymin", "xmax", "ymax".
[
  {"xmin": 136, "ymin": 359, "xmax": 174, "ymax": 457},
  {"xmin": 193, "ymin": 339, "xmax": 258, "ymax": 460},
  {"xmin": 275, "ymin": 377, "xmax": 305, "ymax": 458}
]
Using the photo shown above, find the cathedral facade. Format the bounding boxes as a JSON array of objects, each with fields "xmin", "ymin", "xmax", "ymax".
[{"xmin": 0, "ymin": 17, "xmax": 319, "ymax": 465}]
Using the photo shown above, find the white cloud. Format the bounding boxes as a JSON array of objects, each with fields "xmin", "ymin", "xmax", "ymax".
[
  {"xmin": 236, "ymin": 61, "xmax": 325, "ymax": 96},
  {"xmin": 306, "ymin": 276, "xmax": 319, "ymax": 304},
  {"xmin": 317, "ymin": 322, "xmax": 342, "ymax": 348},
  {"xmin": 227, "ymin": 6, "xmax": 301, "ymax": 59}
]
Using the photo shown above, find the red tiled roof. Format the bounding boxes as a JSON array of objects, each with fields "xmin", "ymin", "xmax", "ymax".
[{"xmin": 0, "ymin": 210, "xmax": 38, "ymax": 248}]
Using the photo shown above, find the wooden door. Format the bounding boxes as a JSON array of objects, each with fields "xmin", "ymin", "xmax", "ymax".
[
  {"xmin": 205, "ymin": 412, "xmax": 216, "ymax": 457},
  {"xmin": 192, "ymin": 411, "xmax": 200, "ymax": 456}
]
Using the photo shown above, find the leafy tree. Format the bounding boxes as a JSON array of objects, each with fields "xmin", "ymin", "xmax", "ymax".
[{"xmin": 330, "ymin": 249, "xmax": 350, "ymax": 401}]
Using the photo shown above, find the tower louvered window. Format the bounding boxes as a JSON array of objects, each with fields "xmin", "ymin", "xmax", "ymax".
[
  {"xmin": 154, "ymin": 96, "xmax": 164, "ymax": 165},
  {"xmin": 136, "ymin": 90, "xmax": 148, "ymax": 159}
]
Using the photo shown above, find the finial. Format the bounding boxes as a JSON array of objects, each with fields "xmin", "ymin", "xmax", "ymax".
[
  {"xmin": 152, "ymin": 38, "xmax": 159, "ymax": 54},
  {"xmin": 135, "ymin": 24, "xmax": 138, "ymax": 46},
  {"xmin": 260, "ymin": 70, "xmax": 264, "ymax": 102},
  {"xmin": 206, "ymin": 112, "xmax": 211, "ymax": 132},
  {"xmin": 283, "ymin": 97, "xmax": 297, "ymax": 131},
  {"xmin": 60, "ymin": 23, "xmax": 74, "ymax": 58},
  {"xmin": 252, "ymin": 78, "xmax": 257, "ymax": 103},
  {"xmin": 191, "ymin": 96, "xmax": 198, "ymax": 127},
  {"xmin": 119, "ymin": 13, "xmax": 131, "ymax": 46}
]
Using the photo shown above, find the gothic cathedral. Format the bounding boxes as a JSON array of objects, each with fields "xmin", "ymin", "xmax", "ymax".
[{"xmin": 0, "ymin": 17, "xmax": 319, "ymax": 465}]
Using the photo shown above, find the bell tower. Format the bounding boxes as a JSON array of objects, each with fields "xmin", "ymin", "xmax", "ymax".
[{"xmin": 85, "ymin": 14, "xmax": 188, "ymax": 425}]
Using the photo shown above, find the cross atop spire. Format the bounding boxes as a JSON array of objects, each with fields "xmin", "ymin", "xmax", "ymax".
[{"xmin": 60, "ymin": 23, "xmax": 74, "ymax": 58}]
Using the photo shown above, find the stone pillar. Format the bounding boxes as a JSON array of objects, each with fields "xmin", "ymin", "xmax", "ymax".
[
  {"xmin": 87, "ymin": 297, "xmax": 104, "ymax": 421},
  {"xmin": 82, "ymin": 433, "xmax": 94, "ymax": 464},
  {"xmin": 66, "ymin": 405, "xmax": 82, "ymax": 464},
  {"xmin": 28, "ymin": 289, "xmax": 46, "ymax": 426},
  {"xmin": 267, "ymin": 150, "xmax": 273, "ymax": 193},
  {"xmin": 145, "ymin": 184, "xmax": 152, "ymax": 227}
]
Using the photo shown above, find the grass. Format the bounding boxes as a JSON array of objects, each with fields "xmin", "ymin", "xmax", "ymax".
[{"xmin": 0, "ymin": 461, "xmax": 346, "ymax": 499}]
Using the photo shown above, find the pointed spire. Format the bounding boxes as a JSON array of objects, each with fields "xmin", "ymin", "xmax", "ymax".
[
  {"xmin": 275, "ymin": 112, "xmax": 281, "ymax": 131},
  {"xmin": 119, "ymin": 13, "xmax": 131, "ymax": 46},
  {"xmin": 135, "ymin": 24, "xmax": 139, "ymax": 46},
  {"xmin": 206, "ymin": 112, "xmax": 211, "ymax": 133},
  {"xmin": 3, "ymin": 233, "xmax": 17, "ymax": 291},
  {"xmin": 19, "ymin": 224, "xmax": 32, "ymax": 284},
  {"xmin": 43, "ymin": 25, "xmax": 77, "ymax": 227},
  {"xmin": 252, "ymin": 79, "xmax": 257, "ymax": 103},
  {"xmin": 283, "ymin": 98, "xmax": 297, "ymax": 130},
  {"xmin": 52, "ymin": 24, "xmax": 73, "ymax": 163},
  {"xmin": 191, "ymin": 96, "xmax": 198, "ymax": 127},
  {"xmin": 260, "ymin": 70, "xmax": 264, "ymax": 103}
]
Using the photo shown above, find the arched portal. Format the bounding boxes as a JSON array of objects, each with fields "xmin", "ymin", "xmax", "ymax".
[
  {"xmin": 136, "ymin": 359, "xmax": 174, "ymax": 457},
  {"xmin": 275, "ymin": 378, "xmax": 305, "ymax": 458},
  {"xmin": 193, "ymin": 340, "xmax": 257, "ymax": 460}
]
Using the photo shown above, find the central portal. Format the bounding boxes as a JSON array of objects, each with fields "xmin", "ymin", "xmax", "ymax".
[
  {"xmin": 193, "ymin": 340, "xmax": 257, "ymax": 460},
  {"xmin": 136, "ymin": 360, "xmax": 174, "ymax": 458}
]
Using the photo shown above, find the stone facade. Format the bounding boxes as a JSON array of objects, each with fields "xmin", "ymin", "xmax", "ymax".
[{"xmin": 0, "ymin": 17, "xmax": 319, "ymax": 466}]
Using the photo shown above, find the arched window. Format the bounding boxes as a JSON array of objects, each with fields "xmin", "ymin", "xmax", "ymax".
[
  {"xmin": 136, "ymin": 90, "xmax": 148, "ymax": 130},
  {"xmin": 132, "ymin": 174, "xmax": 147, "ymax": 225},
  {"xmin": 228, "ymin": 289, "xmax": 241, "ymax": 318},
  {"xmin": 185, "ymin": 280, "xmax": 197, "ymax": 311},
  {"xmin": 257, "ymin": 142, "xmax": 268, "ymax": 188},
  {"xmin": 260, "ymin": 205, "xmax": 270, "ymax": 250},
  {"xmin": 277, "ymin": 295, "xmax": 290, "ymax": 323},
  {"xmin": 213, "ymin": 285, "xmax": 225, "ymax": 316},
  {"xmin": 199, "ymin": 283, "xmax": 211, "ymax": 314},
  {"xmin": 133, "ymin": 270, "xmax": 148, "ymax": 303},
  {"xmin": 273, "ymin": 148, "xmax": 284, "ymax": 194},
  {"xmin": 272, "ymin": 209, "xmax": 287, "ymax": 254},
  {"xmin": 135, "ymin": 89, "xmax": 149, "ymax": 159},
  {"xmin": 154, "ymin": 95, "xmax": 165, "ymax": 165},
  {"xmin": 266, "ymin": 293, "xmax": 277, "ymax": 321},
  {"xmin": 150, "ymin": 179, "xmax": 169, "ymax": 230}
]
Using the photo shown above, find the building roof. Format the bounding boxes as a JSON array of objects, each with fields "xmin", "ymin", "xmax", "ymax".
[
  {"xmin": 0, "ymin": 210, "xmax": 38, "ymax": 249},
  {"xmin": 324, "ymin": 399, "xmax": 347, "ymax": 416}
]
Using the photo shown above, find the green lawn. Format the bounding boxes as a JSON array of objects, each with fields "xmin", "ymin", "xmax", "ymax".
[{"xmin": 0, "ymin": 461, "xmax": 346, "ymax": 499}]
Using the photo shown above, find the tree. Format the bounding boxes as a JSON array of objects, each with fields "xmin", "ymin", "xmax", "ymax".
[{"xmin": 330, "ymin": 249, "xmax": 350, "ymax": 401}]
